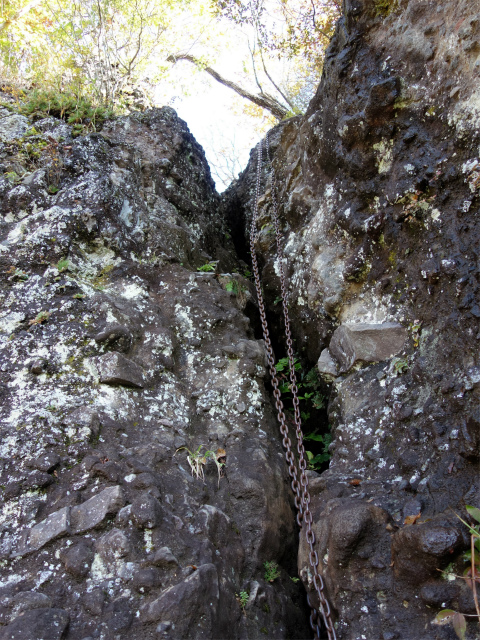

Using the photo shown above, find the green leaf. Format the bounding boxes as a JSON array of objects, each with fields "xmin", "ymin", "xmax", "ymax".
[
  {"xmin": 304, "ymin": 431, "xmax": 324, "ymax": 442},
  {"xmin": 466, "ymin": 505, "xmax": 480, "ymax": 525},
  {"xmin": 275, "ymin": 357, "xmax": 289, "ymax": 372},
  {"xmin": 56, "ymin": 258, "xmax": 69, "ymax": 272},
  {"xmin": 434, "ymin": 609, "xmax": 456, "ymax": 625},
  {"xmin": 453, "ymin": 612, "xmax": 466, "ymax": 640},
  {"xmin": 197, "ymin": 261, "xmax": 217, "ymax": 272}
]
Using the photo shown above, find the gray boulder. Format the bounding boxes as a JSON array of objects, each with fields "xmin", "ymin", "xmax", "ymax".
[{"xmin": 329, "ymin": 322, "xmax": 407, "ymax": 373}]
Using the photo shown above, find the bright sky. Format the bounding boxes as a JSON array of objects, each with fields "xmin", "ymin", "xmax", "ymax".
[
  {"xmin": 152, "ymin": 10, "xmax": 280, "ymax": 192},
  {"xmin": 168, "ymin": 77, "xmax": 263, "ymax": 192}
]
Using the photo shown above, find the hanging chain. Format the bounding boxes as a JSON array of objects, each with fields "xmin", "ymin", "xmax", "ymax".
[{"xmin": 249, "ymin": 133, "xmax": 337, "ymax": 640}]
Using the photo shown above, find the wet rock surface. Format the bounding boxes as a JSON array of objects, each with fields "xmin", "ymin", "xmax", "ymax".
[
  {"xmin": 223, "ymin": 0, "xmax": 480, "ymax": 638},
  {"xmin": 0, "ymin": 106, "xmax": 308, "ymax": 639}
]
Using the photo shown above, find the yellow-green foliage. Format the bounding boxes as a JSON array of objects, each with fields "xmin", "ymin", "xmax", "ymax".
[
  {"xmin": 18, "ymin": 88, "xmax": 116, "ymax": 130},
  {"xmin": 374, "ymin": 0, "xmax": 398, "ymax": 17}
]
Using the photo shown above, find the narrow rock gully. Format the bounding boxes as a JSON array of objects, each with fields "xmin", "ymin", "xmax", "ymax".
[{"xmin": 1, "ymin": 1, "xmax": 480, "ymax": 639}]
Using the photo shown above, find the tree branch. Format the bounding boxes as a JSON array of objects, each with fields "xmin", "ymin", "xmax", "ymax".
[
  {"xmin": 258, "ymin": 43, "xmax": 296, "ymax": 111},
  {"xmin": 167, "ymin": 53, "xmax": 288, "ymax": 120}
]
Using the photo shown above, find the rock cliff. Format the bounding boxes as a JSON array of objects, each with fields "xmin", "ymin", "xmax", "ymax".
[
  {"xmin": 223, "ymin": 0, "xmax": 480, "ymax": 638},
  {"xmin": 0, "ymin": 0, "xmax": 479, "ymax": 639},
  {"xmin": 0, "ymin": 107, "xmax": 309, "ymax": 639}
]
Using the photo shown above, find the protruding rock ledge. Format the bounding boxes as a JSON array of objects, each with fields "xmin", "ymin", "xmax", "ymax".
[
  {"xmin": 328, "ymin": 322, "xmax": 407, "ymax": 373},
  {"xmin": 14, "ymin": 486, "xmax": 125, "ymax": 556},
  {"xmin": 93, "ymin": 352, "xmax": 144, "ymax": 388},
  {"xmin": 317, "ymin": 348, "xmax": 339, "ymax": 381}
]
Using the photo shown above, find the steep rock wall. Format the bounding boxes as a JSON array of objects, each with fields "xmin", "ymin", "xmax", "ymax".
[
  {"xmin": 224, "ymin": 0, "xmax": 480, "ymax": 638},
  {"xmin": 0, "ymin": 106, "xmax": 309, "ymax": 639}
]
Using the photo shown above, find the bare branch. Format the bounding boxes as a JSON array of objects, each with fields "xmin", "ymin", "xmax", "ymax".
[
  {"xmin": 248, "ymin": 39, "xmax": 264, "ymax": 94},
  {"xmin": 167, "ymin": 53, "xmax": 288, "ymax": 120},
  {"xmin": 258, "ymin": 43, "xmax": 296, "ymax": 111}
]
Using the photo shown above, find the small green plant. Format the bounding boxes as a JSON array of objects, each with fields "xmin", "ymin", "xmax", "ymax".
[
  {"xmin": 175, "ymin": 445, "xmax": 225, "ymax": 487},
  {"xmin": 276, "ymin": 360, "xmax": 325, "ymax": 411},
  {"xmin": 4, "ymin": 171, "xmax": 21, "ymax": 184},
  {"xmin": 225, "ymin": 280, "xmax": 238, "ymax": 294},
  {"xmin": 394, "ymin": 189, "xmax": 436, "ymax": 223},
  {"xmin": 290, "ymin": 576, "xmax": 300, "ymax": 583},
  {"xmin": 434, "ymin": 506, "xmax": 480, "ymax": 639},
  {"xmin": 224, "ymin": 279, "xmax": 246, "ymax": 297},
  {"xmin": 305, "ymin": 431, "xmax": 332, "ymax": 470},
  {"xmin": 275, "ymin": 356, "xmax": 301, "ymax": 377},
  {"xmin": 18, "ymin": 87, "xmax": 116, "ymax": 132},
  {"xmin": 264, "ymin": 561, "xmax": 281, "ymax": 583},
  {"xmin": 409, "ymin": 320, "xmax": 422, "ymax": 348},
  {"xmin": 29, "ymin": 311, "xmax": 51, "ymax": 326},
  {"xmin": 393, "ymin": 357, "xmax": 409, "ymax": 374},
  {"xmin": 6, "ymin": 266, "xmax": 28, "ymax": 281},
  {"xmin": 197, "ymin": 261, "xmax": 217, "ymax": 273},
  {"xmin": 236, "ymin": 590, "xmax": 249, "ymax": 613},
  {"xmin": 56, "ymin": 258, "xmax": 69, "ymax": 272},
  {"xmin": 47, "ymin": 185, "xmax": 59, "ymax": 194}
]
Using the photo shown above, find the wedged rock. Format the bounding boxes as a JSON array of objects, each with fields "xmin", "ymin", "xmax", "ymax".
[
  {"xmin": 148, "ymin": 546, "xmax": 179, "ymax": 568},
  {"xmin": 61, "ymin": 541, "xmax": 94, "ymax": 578},
  {"xmin": 94, "ymin": 324, "xmax": 133, "ymax": 353},
  {"xmin": 0, "ymin": 608, "xmax": 69, "ymax": 640},
  {"xmin": 130, "ymin": 493, "xmax": 163, "ymax": 529},
  {"xmin": 17, "ymin": 506, "xmax": 70, "ymax": 555},
  {"xmin": 140, "ymin": 563, "xmax": 219, "ymax": 634},
  {"xmin": 317, "ymin": 348, "xmax": 339, "ymax": 381},
  {"xmin": 27, "ymin": 451, "xmax": 60, "ymax": 473},
  {"xmin": 132, "ymin": 567, "xmax": 162, "ymax": 592},
  {"xmin": 95, "ymin": 528, "xmax": 131, "ymax": 563},
  {"xmin": 70, "ymin": 486, "xmax": 125, "ymax": 533},
  {"xmin": 94, "ymin": 352, "xmax": 144, "ymax": 388},
  {"xmin": 221, "ymin": 339, "xmax": 266, "ymax": 364},
  {"xmin": 9, "ymin": 592, "xmax": 53, "ymax": 620},
  {"xmin": 391, "ymin": 518, "xmax": 465, "ymax": 583},
  {"xmin": 329, "ymin": 322, "xmax": 407, "ymax": 373},
  {"xmin": 64, "ymin": 407, "xmax": 101, "ymax": 441}
]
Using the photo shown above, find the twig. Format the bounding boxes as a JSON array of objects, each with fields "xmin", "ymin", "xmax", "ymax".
[{"xmin": 472, "ymin": 534, "xmax": 480, "ymax": 622}]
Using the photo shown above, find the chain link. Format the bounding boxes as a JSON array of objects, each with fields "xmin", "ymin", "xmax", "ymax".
[{"xmin": 250, "ymin": 133, "xmax": 337, "ymax": 640}]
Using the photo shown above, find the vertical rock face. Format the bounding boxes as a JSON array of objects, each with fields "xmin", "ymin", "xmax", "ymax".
[
  {"xmin": 0, "ymin": 107, "xmax": 309, "ymax": 638},
  {"xmin": 224, "ymin": 0, "xmax": 480, "ymax": 638}
]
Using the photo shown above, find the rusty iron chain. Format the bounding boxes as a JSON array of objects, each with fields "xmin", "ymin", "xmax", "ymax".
[{"xmin": 249, "ymin": 133, "xmax": 337, "ymax": 640}]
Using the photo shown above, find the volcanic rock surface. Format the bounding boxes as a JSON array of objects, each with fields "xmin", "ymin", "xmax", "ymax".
[
  {"xmin": 0, "ymin": 0, "xmax": 480, "ymax": 639},
  {"xmin": 0, "ymin": 107, "xmax": 308, "ymax": 639},
  {"xmin": 222, "ymin": 0, "xmax": 480, "ymax": 638}
]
